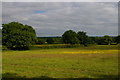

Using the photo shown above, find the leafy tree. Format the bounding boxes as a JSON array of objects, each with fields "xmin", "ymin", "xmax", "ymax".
[
  {"xmin": 103, "ymin": 35, "xmax": 112, "ymax": 45},
  {"xmin": 36, "ymin": 38, "xmax": 46, "ymax": 44},
  {"xmin": 62, "ymin": 30, "xmax": 79, "ymax": 44},
  {"xmin": 0, "ymin": 29, "xmax": 1, "ymax": 45},
  {"xmin": 94, "ymin": 37, "xmax": 103, "ymax": 45},
  {"xmin": 116, "ymin": 35, "xmax": 120, "ymax": 44},
  {"xmin": 95, "ymin": 35, "xmax": 112, "ymax": 45},
  {"xmin": 89, "ymin": 37, "xmax": 96, "ymax": 44},
  {"xmin": 2, "ymin": 22, "xmax": 37, "ymax": 50},
  {"xmin": 53, "ymin": 37, "xmax": 63, "ymax": 44},
  {"xmin": 46, "ymin": 38, "xmax": 54, "ymax": 44},
  {"xmin": 77, "ymin": 31, "xmax": 90, "ymax": 46}
]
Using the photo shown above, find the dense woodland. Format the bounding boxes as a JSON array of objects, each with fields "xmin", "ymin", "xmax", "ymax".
[{"xmin": 1, "ymin": 22, "xmax": 120, "ymax": 50}]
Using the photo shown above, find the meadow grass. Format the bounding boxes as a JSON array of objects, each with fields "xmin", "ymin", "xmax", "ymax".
[{"xmin": 2, "ymin": 45, "xmax": 119, "ymax": 78}]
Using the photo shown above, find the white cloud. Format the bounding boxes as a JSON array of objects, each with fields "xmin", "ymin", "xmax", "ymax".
[{"xmin": 2, "ymin": 2, "xmax": 118, "ymax": 37}]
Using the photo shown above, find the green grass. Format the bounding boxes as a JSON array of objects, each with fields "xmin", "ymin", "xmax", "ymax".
[{"xmin": 2, "ymin": 45, "xmax": 119, "ymax": 78}]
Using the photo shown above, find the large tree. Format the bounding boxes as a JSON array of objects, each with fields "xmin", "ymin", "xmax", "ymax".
[
  {"xmin": 103, "ymin": 35, "xmax": 112, "ymax": 45},
  {"xmin": 116, "ymin": 35, "xmax": 120, "ymax": 44},
  {"xmin": 95, "ymin": 35, "xmax": 112, "ymax": 45},
  {"xmin": 0, "ymin": 29, "xmax": 1, "ymax": 45},
  {"xmin": 62, "ymin": 30, "xmax": 79, "ymax": 44},
  {"xmin": 77, "ymin": 31, "xmax": 90, "ymax": 46},
  {"xmin": 2, "ymin": 22, "xmax": 37, "ymax": 50}
]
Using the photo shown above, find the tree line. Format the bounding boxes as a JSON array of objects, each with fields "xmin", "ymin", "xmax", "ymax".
[
  {"xmin": 2, "ymin": 22, "xmax": 120, "ymax": 50},
  {"xmin": 37, "ymin": 30, "xmax": 120, "ymax": 45}
]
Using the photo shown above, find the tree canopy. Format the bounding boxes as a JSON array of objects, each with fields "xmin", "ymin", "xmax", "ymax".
[
  {"xmin": 115, "ymin": 35, "xmax": 120, "ymax": 44},
  {"xmin": 77, "ymin": 31, "xmax": 91, "ymax": 46},
  {"xmin": 2, "ymin": 21, "xmax": 118, "ymax": 50},
  {"xmin": 62, "ymin": 30, "xmax": 79, "ymax": 44},
  {"xmin": 2, "ymin": 22, "xmax": 37, "ymax": 50},
  {"xmin": 103, "ymin": 35, "xmax": 112, "ymax": 45},
  {"xmin": 46, "ymin": 38, "xmax": 55, "ymax": 44}
]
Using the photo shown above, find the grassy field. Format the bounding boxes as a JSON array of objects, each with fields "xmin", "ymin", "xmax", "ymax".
[{"xmin": 2, "ymin": 45, "xmax": 119, "ymax": 78}]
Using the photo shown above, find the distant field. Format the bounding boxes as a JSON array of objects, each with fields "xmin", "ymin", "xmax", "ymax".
[{"xmin": 2, "ymin": 45, "xmax": 119, "ymax": 78}]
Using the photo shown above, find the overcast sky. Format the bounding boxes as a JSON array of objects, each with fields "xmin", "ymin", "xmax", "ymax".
[{"xmin": 2, "ymin": 2, "xmax": 118, "ymax": 37}]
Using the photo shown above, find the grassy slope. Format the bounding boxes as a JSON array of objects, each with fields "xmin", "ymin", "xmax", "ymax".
[{"xmin": 2, "ymin": 45, "xmax": 119, "ymax": 78}]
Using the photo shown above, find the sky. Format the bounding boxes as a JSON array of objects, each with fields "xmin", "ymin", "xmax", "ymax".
[{"xmin": 2, "ymin": 2, "xmax": 118, "ymax": 37}]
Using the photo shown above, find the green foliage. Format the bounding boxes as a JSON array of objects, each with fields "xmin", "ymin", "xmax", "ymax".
[
  {"xmin": 0, "ymin": 29, "xmax": 1, "ymax": 45},
  {"xmin": 92, "ymin": 35, "xmax": 117, "ymax": 45},
  {"xmin": 46, "ymin": 38, "xmax": 54, "ymax": 44},
  {"xmin": 36, "ymin": 38, "xmax": 46, "ymax": 44},
  {"xmin": 53, "ymin": 37, "xmax": 63, "ymax": 44},
  {"xmin": 32, "ymin": 44, "xmax": 81, "ymax": 49},
  {"xmin": 62, "ymin": 30, "xmax": 79, "ymax": 44},
  {"xmin": 89, "ymin": 37, "xmax": 96, "ymax": 44},
  {"xmin": 95, "ymin": 35, "xmax": 112, "ymax": 45},
  {"xmin": 116, "ymin": 35, "xmax": 120, "ymax": 44},
  {"xmin": 2, "ymin": 22, "xmax": 37, "ymax": 50},
  {"xmin": 103, "ymin": 35, "xmax": 112, "ymax": 45},
  {"xmin": 36, "ymin": 37, "xmax": 63, "ymax": 44},
  {"xmin": 77, "ymin": 31, "xmax": 91, "ymax": 46}
]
